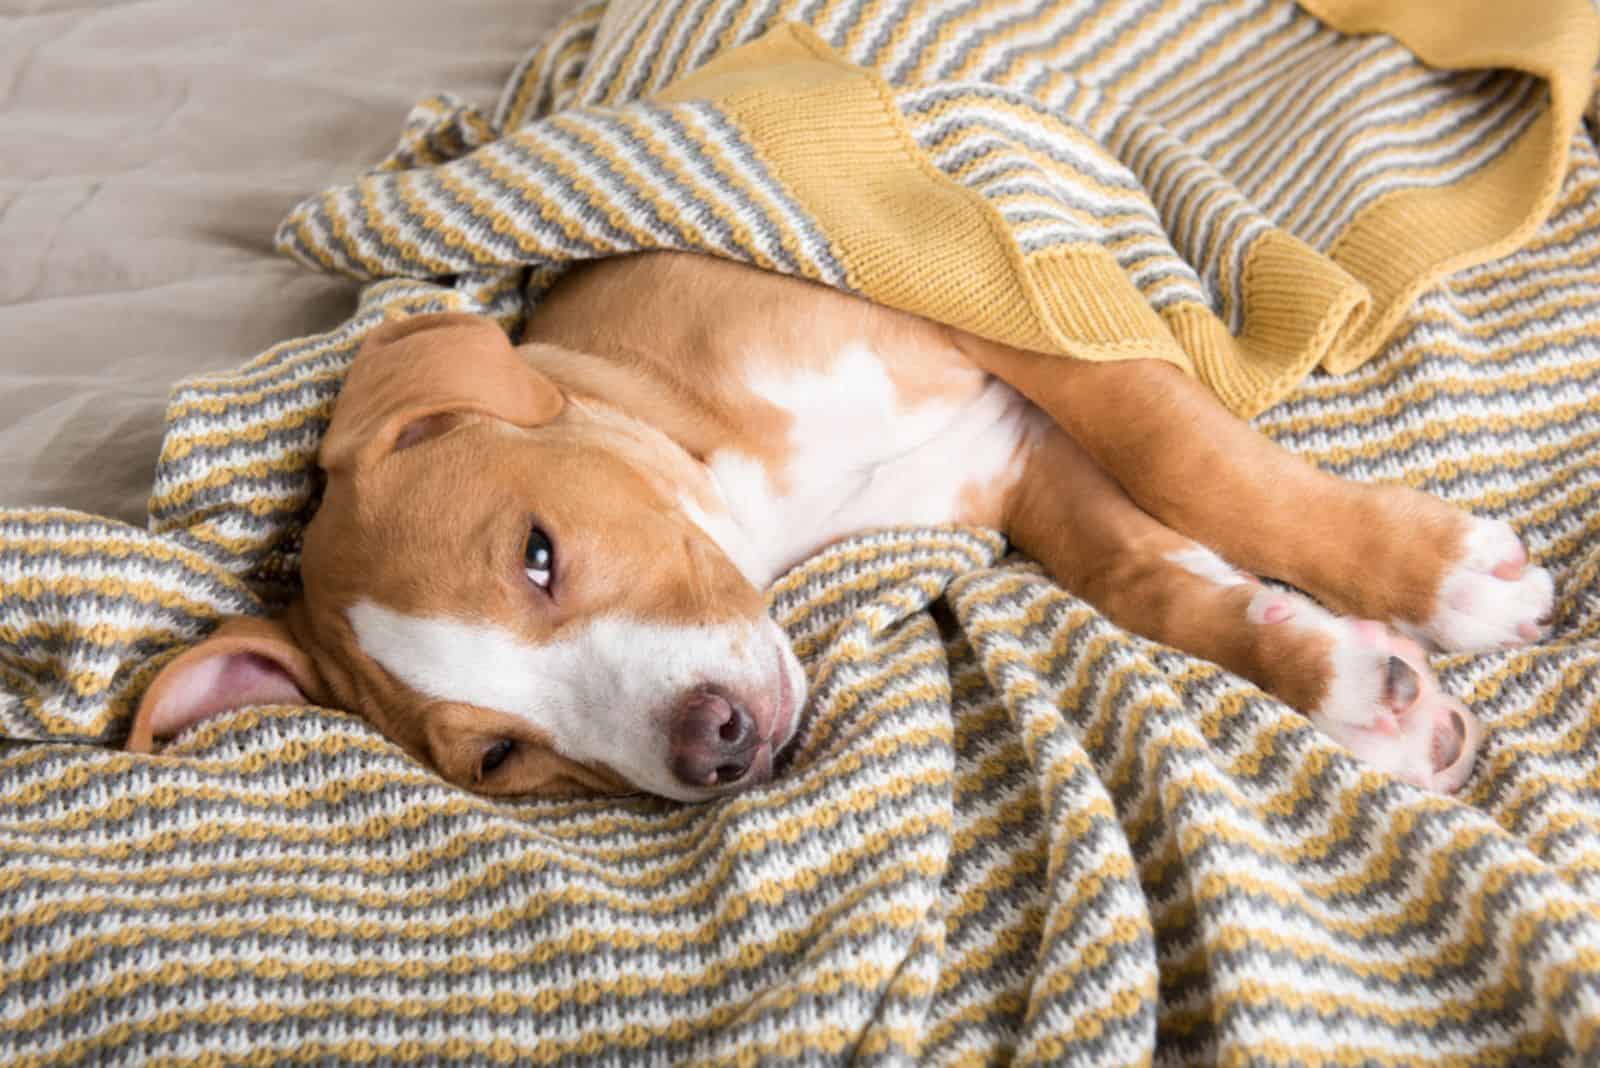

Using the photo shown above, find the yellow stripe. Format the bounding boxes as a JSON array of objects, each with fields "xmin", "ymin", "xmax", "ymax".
[
  {"xmin": 388, "ymin": 169, "xmax": 506, "ymax": 270},
  {"xmin": 2, "ymin": 816, "xmax": 951, "ymax": 968},
  {"xmin": 2, "ymin": 574, "xmax": 240, "ymax": 631},
  {"xmin": 1103, "ymin": 0, "xmax": 1279, "ymax": 100},
  {"xmin": 796, "ymin": 649, "xmax": 947, "ymax": 757},
  {"xmin": 924, "ymin": 0, "xmax": 1118, "ymax": 87},
  {"xmin": 0, "ymin": 527, "xmax": 254, "ymax": 593},
  {"xmin": 1208, "ymin": 61, "xmax": 1444, "ymax": 196},
  {"xmin": 6, "ymin": 744, "xmax": 953, "ymax": 894},
  {"xmin": 3, "ymin": 858, "xmax": 946, "ymax": 1021},
  {"xmin": 1278, "ymin": 83, "xmax": 1542, "ymax": 238},
  {"xmin": 0, "ymin": 663, "xmax": 149, "ymax": 735},
  {"xmin": 583, "ymin": 0, "xmax": 681, "ymax": 107},
  {"xmin": 146, "ymin": 519, "xmax": 298, "ymax": 559},
  {"xmin": 1262, "ymin": 386, "xmax": 1600, "ymax": 450},
  {"xmin": 1021, "ymin": 916, "xmax": 1154, "ymax": 1054},
  {"xmin": 0, "ymin": 794, "xmax": 981, "ymax": 945},
  {"xmin": 834, "ymin": 0, "xmax": 897, "ymax": 66},
  {"xmin": 912, "ymin": 97, "xmax": 1133, "ymax": 188},
  {"xmin": 144, "ymin": 449, "xmax": 319, "ymax": 513},
  {"xmin": 1146, "ymin": 24, "xmax": 1382, "ymax": 153},
  {"xmin": 9, "ymin": 933, "xmax": 916, "ymax": 1066},
  {"xmin": 498, "ymin": 3, "xmax": 604, "ymax": 131},
  {"xmin": 162, "ymin": 333, "xmax": 356, "ymax": 404}
]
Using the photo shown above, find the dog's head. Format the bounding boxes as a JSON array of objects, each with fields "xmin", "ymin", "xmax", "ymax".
[{"xmin": 130, "ymin": 313, "xmax": 804, "ymax": 801}]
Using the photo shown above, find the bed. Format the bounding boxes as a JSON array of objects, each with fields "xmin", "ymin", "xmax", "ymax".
[{"xmin": 4, "ymin": 0, "xmax": 1600, "ymax": 1063}]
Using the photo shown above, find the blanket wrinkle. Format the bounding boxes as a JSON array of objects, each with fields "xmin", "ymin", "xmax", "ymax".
[{"xmin": 3, "ymin": 1, "xmax": 1600, "ymax": 1064}]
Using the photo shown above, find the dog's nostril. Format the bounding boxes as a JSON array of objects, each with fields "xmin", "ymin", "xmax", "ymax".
[
  {"xmin": 1383, "ymin": 655, "xmax": 1420, "ymax": 710},
  {"xmin": 668, "ymin": 689, "xmax": 759, "ymax": 788},
  {"xmin": 1432, "ymin": 709, "xmax": 1466, "ymax": 771}
]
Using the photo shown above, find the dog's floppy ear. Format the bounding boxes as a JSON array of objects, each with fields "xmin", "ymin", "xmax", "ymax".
[
  {"xmin": 128, "ymin": 616, "xmax": 326, "ymax": 752},
  {"xmin": 320, "ymin": 312, "xmax": 565, "ymax": 475}
]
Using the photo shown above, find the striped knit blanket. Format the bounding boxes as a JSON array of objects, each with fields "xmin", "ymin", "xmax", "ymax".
[{"xmin": 5, "ymin": 0, "xmax": 1600, "ymax": 1063}]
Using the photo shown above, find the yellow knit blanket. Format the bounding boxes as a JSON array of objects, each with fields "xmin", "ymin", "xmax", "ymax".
[
  {"xmin": 277, "ymin": 0, "xmax": 1599, "ymax": 417},
  {"xmin": 5, "ymin": 2, "xmax": 1600, "ymax": 1064}
]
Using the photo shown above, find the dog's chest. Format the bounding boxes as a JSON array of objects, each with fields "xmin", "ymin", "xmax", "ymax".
[{"xmin": 689, "ymin": 341, "xmax": 1039, "ymax": 586}]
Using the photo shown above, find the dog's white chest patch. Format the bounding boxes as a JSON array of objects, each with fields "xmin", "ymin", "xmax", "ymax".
[{"xmin": 696, "ymin": 342, "xmax": 1038, "ymax": 585}]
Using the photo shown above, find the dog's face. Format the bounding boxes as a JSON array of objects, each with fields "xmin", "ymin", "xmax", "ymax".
[{"xmin": 130, "ymin": 314, "xmax": 805, "ymax": 802}]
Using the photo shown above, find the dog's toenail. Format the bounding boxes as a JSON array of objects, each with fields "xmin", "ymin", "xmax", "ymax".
[
  {"xmin": 1492, "ymin": 559, "xmax": 1525, "ymax": 581},
  {"xmin": 1262, "ymin": 601, "xmax": 1291, "ymax": 624},
  {"xmin": 1383, "ymin": 656, "xmax": 1420, "ymax": 710}
]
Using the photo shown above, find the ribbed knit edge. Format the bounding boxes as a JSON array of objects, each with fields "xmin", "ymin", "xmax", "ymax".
[
  {"xmin": 1304, "ymin": 0, "xmax": 1600, "ymax": 372},
  {"xmin": 657, "ymin": 24, "xmax": 1063, "ymax": 355},
  {"xmin": 652, "ymin": 9, "xmax": 1594, "ymax": 415}
]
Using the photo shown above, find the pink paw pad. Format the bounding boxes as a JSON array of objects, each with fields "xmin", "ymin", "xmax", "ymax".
[
  {"xmin": 1246, "ymin": 591, "xmax": 1299, "ymax": 626},
  {"xmin": 1491, "ymin": 542, "xmax": 1527, "ymax": 581},
  {"xmin": 1310, "ymin": 622, "xmax": 1481, "ymax": 794}
]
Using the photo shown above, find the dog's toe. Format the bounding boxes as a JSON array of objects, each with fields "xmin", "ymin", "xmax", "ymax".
[{"xmin": 1404, "ymin": 518, "xmax": 1553, "ymax": 653}]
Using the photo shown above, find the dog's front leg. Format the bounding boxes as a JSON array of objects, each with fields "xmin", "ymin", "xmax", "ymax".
[
  {"xmin": 1003, "ymin": 423, "xmax": 1481, "ymax": 791},
  {"xmin": 962, "ymin": 335, "xmax": 1554, "ymax": 655}
]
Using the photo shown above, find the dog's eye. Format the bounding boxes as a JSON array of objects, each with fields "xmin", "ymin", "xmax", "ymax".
[
  {"xmin": 524, "ymin": 526, "xmax": 554, "ymax": 588},
  {"xmin": 479, "ymin": 738, "xmax": 515, "ymax": 779}
]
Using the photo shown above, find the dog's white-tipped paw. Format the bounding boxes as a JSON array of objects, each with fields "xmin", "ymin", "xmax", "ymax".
[
  {"xmin": 1308, "ymin": 623, "xmax": 1480, "ymax": 794},
  {"xmin": 1404, "ymin": 518, "xmax": 1553, "ymax": 653},
  {"xmin": 1253, "ymin": 591, "xmax": 1481, "ymax": 793}
]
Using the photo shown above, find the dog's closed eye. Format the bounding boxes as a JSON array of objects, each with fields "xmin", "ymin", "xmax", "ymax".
[
  {"xmin": 524, "ymin": 526, "xmax": 555, "ymax": 589},
  {"xmin": 478, "ymin": 738, "xmax": 515, "ymax": 781}
]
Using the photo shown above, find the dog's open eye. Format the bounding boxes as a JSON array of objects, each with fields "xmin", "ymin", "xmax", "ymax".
[
  {"xmin": 524, "ymin": 526, "xmax": 554, "ymax": 589},
  {"xmin": 478, "ymin": 738, "xmax": 515, "ymax": 780}
]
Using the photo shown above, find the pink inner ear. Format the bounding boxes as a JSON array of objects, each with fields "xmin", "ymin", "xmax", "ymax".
[
  {"xmin": 148, "ymin": 652, "xmax": 307, "ymax": 738},
  {"xmin": 393, "ymin": 412, "xmax": 462, "ymax": 452}
]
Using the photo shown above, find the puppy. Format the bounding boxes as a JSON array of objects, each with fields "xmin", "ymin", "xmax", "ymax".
[{"xmin": 129, "ymin": 252, "xmax": 1554, "ymax": 799}]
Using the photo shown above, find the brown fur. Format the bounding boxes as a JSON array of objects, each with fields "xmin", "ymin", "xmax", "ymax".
[{"xmin": 132, "ymin": 251, "xmax": 1504, "ymax": 798}]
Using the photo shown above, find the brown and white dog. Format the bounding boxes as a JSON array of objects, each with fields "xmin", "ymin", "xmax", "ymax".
[{"xmin": 129, "ymin": 252, "xmax": 1555, "ymax": 800}]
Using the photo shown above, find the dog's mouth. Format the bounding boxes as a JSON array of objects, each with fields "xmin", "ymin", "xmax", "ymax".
[{"xmin": 769, "ymin": 649, "xmax": 803, "ymax": 756}]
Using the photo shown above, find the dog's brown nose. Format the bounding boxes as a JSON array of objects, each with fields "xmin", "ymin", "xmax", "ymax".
[{"xmin": 669, "ymin": 687, "xmax": 759, "ymax": 788}]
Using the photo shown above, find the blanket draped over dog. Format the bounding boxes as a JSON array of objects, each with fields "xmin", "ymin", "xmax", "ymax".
[{"xmin": 4, "ymin": 0, "xmax": 1600, "ymax": 1063}]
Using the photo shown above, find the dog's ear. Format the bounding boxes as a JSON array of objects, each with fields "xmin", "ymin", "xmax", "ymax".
[
  {"xmin": 320, "ymin": 312, "xmax": 565, "ymax": 475},
  {"xmin": 128, "ymin": 616, "xmax": 326, "ymax": 752}
]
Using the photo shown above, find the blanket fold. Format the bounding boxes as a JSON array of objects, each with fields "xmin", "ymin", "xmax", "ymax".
[
  {"xmin": 276, "ymin": 0, "xmax": 1597, "ymax": 417},
  {"xmin": 5, "ymin": 1, "xmax": 1600, "ymax": 1064}
]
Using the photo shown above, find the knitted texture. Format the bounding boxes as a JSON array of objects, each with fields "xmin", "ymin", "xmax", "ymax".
[
  {"xmin": 276, "ymin": 0, "xmax": 1597, "ymax": 418},
  {"xmin": 4, "ymin": 1, "xmax": 1600, "ymax": 1064}
]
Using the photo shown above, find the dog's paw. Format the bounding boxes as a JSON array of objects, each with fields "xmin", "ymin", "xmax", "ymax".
[
  {"xmin": 1251, "ymin": 591, "xmax": 1481, "ymax": 793},
  {"xmin": 1403, "ymin": 517, "xmax": 1553, "ymax": 653}
]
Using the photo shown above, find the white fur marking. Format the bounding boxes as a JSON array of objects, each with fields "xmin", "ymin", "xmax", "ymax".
[
  {"xmin": 1168, "ymin": 545, "xmax": 1247, "ymax": 588},
  {"xmin": 707, "ymin": 341, "xmax": 1036, "ymax": 585},
  {"xmin": 1247, "ymin": 589, "xmax": 1476, "ymax": 791},
  {"xmin": 1247, "ymin": 589, "xmax": 1382, "ymax": 729},
  {"xmin": 347, "ymin": 601, "xmax": 802, "ymax": 801},
  {"xmin": 1401, "ymin": 517, "xmax": 1553, "ymax": 652}
]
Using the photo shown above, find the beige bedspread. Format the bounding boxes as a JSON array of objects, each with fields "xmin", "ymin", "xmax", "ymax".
[{"xmin": 0, "ymin": 0, "xmax": 577, "ymax": 523}]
